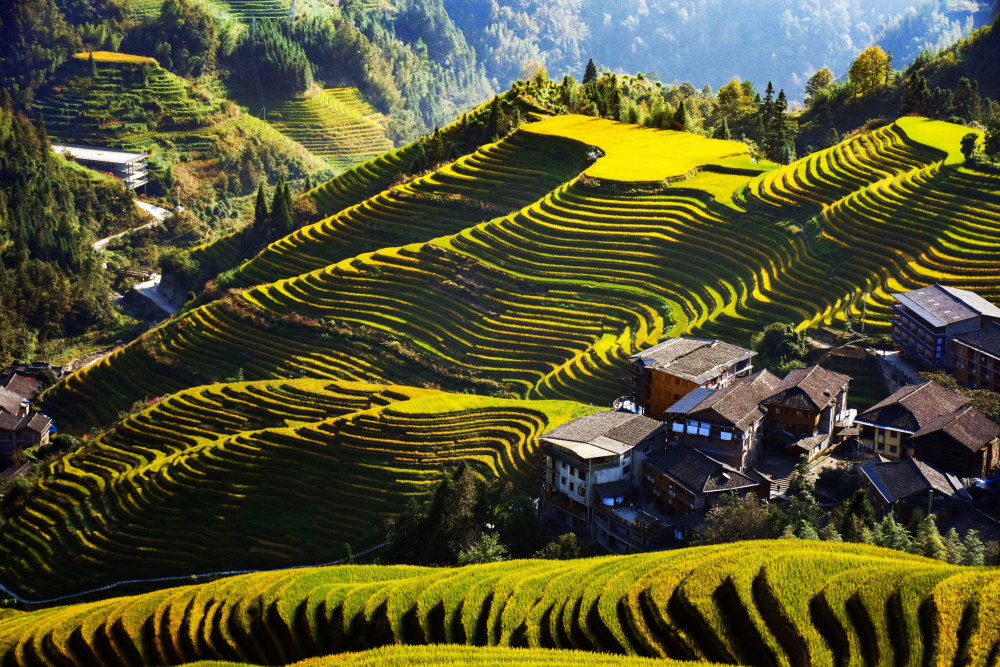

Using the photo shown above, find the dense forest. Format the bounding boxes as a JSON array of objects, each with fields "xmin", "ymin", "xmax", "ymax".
[
  {"xmin": 443, "ymin": 0, "xmax": 994, "ymax": 98},
  {"xmin": 0, "ymin": 96, "xmax": 144, "ymax": 366}
]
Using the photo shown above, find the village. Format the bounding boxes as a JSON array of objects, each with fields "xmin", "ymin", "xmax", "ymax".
[{"xmin": 539, "ymin": 283, "xmax": 1000, "ymax": 553}]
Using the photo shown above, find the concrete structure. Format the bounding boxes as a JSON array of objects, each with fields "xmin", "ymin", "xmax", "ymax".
[
  {"xmin": 891, "ymin": 284, "xmax": 1000, "ymax": 370},
  {"xmin": 52, "ymin": 143, "xmax": 148, "ymax": 190},
  {"xmin": 953, "ymin": 323, "xmax": 1000, "ymax": 392},
  {"xmin": 664, "ymin": 370, "xmax": 780, "ymax": 470},
  {"xmin": 859, "ymin": 458, "xmax": 972, "ymax": 523},
  {"xmin": 627, "ymin": 338, "xmax": 754, "ymax": 420},
  {"xmin": 540, "ymin": 410, "xmax": 665, "ymax": 544},
  {"xmin": 760, "ymin": 365, "xmax": 851, "ymax": 460}
]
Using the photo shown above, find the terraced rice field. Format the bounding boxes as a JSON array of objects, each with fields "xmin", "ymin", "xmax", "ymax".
[
  {"xmin": 1, "ymin": 541, "xmax": 996, "ymax": 666},
  {"xmin": 253, "ymin": 88, "xmax": 393, "ymax": 171},
  {"xmin": 30, "ymin": 55, "xmax": 315, "ymax": 166},
  {"xmin": 0, "ymin": 380, "xmax": 592, "ymax": 598},
  {"xmin": 49, "ymin": 115, "xmax": 1000, "ymax": 429}
]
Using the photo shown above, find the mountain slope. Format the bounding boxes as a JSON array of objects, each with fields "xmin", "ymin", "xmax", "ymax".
[
  {"xmin": 47, "ymin": 114, "xmax": 1000, "ymax": 430},
  {"xmin": 1, "ymin": 541, "xmax": 996, "ymax": 665},
  {"xmin": 0, "ymin": 379, "xmax": 591, "ymax": 598}
]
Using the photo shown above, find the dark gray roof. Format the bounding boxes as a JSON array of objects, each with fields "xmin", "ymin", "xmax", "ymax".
[
  {"xmin": 0, "ymin": 374, "xmax": 42, "ymax": 401},
  {"xmin": 645, "ymin": 444, "xmax": 758, "ymax": 494},
  {"xmin": 893, "ymin": 284, "xmax": 1000, "ymax": 328},
  {"xmin": 910, "ymin": 406, "xmax": 1000, "ymax": 452},
  {"xmin": 0, "ymin": 410, "xmax": 51, "ymax": 435},
  {"xmin": 954, "ymin": 323, "xmax": 1000, "ymax": 358},
  {"xmin": 682, "ymin": 370, "xmax": 781, "ymax": 431},
  {"xmin": 856, "ymin": 382, "xmax": 970, "ymax": 433},
  {"xmin": 542, "ymin": 410, "xmax": 662, "ymax": 449},
  {"xmin": 0, "ymin": 388, "xmax": 22, "ymax": 415},
  {"xmin": 860, "ymin": 457, "xmax": 971, "ymax": 504},
  {"xmin": 630, "ymin": 338, "xmax": 754, "ymax": 384},
  {"xmin": 761, "ymin": 365, "xmax": 850, "ymax": 411}
]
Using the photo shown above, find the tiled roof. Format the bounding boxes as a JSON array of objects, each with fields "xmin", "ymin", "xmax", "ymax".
[
  {"xmin": 683, "ymin": 370, "xmax": 781, "ymax": 431},
  {"xmin": 0, "ymin": 374, "xmax": 42, "ymax": 401},
  {"xmin": 893, "ymin": 284, "xmax": 1000, "ymax": 328},
  {"xmin": 860, "ymin": 458, "xmax": 971, "ymax": 504},
  {"xmin": 542, "ymin": 410, "xmax": 663, "ymax": 457},
  {"xmin": 856, "ymin": 382, "xmax": 969, "ymax": 433},
  {"xmin": 645, "ymin": 444, "xmax": 758, "ymax": 494},
  {"xmin": 630, "ymin": 338, "xmax": 754, "ymax": 384},
  {"xmin": 761, "ymin": 365, "xmax": 850, "ymax": 411},
  {"xmin": 909, "ymin": 406, "xmax": 1000, "ymax": 452},
  {"xmin": 0, "ymin": 388, "xmax": 22, "ymax": 415},
  {"xmin": 954, "ymin": 323, "xmax": 1000, "ymax": 359}
]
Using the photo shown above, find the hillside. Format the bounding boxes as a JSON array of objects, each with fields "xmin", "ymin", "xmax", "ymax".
[
  {"xmin": 30, "ymin": 52, "xmax": 322, "ymax": 191},
  {"xmin": 47, "ymin": 113, "xmax": 1000, "ymax": 430},
  {"xmin": 2, "ymin": 541, "xmax": 998, "ymax": 665},
  {"xmin": 0, "ymin": 380, "xmax": 592, "ymax": 598}
]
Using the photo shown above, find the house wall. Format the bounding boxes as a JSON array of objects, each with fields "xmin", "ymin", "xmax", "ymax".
[
  {"xmin": 953, "ymin": 341, "xmax": 1000, "ymax": 392},
  {"xmin": 859, "ymin": 425, "xmax": 910, "ymax": 460},
  {"xmin": 645, "ymin": 372, "xmax": 700, "ymax": 420},
  {"xmin": 911, "ymin": 436, "xmax": 997, "ymax": 478},
  {"xmin": 765, "ymin": 405, "xmax": 822, "ymax": 435},
  {"xmin": 669, "ymin": 418, "xmax": 763, "ymax": 470},
  {"xmin": 644, "ymin": 462, "xmax": 700, "ymax": 515}
]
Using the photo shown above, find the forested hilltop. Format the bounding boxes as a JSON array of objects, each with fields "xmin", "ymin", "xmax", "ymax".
[{"xmin": 0, "ymin": 96, "xmax": 145, "ymax": 365}]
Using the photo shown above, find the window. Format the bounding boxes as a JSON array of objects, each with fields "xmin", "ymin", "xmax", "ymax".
[
  {"xmin": 561, "ymin": 476, "xmax": 566, "ymax": 485},
  {"xmin": 721, "ymin": 431, "xmax": 733, "ymax": 441},
  {"xmin": 672, "ymin": 422, "xmax": 684, "ymax": 432},
  {"xmin": 569, "ymin": 482, "xmax": 574, "ymax": 492},
  {"xmin": 775, "ymin": 408, "xmax": 783, "ymax": 415},
  {"xmin": 889, "ymin": 445, "xmax": 898, "ymax": 454},
  {"xmin": 698, "ymin": 424, "xmax": 710, "ymax": 436},
  {"xmin": 577, "ymin": 468, "xmax": 584, "ymax": 480},
  {"xmin": 622, "ymin": 465, "xmax": 631, "ymax": 476}
]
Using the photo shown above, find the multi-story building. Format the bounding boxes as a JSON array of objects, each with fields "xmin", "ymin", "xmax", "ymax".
[
  {"xmin": 760, "ymin": 365, "xmax": 851, "ymax": 459},
  {"xmin": 664, "ymin": 370, "xmax": 780, "ymax": 470},
  {"xmin": 52, "ymin": 143, "xmax": 149, "ymax": 190},
  {"xmin": 952, "ymin": 323, "xmax": 1000, "ymax": 392},
  {"xmin": 626, "ymin": 338, "xmax": 754, "ymax": 420},
  {"xmin": 855, "ymin": 381, "xmax": 969, "ymax": 461},
  {"xmin": 540, "ymin": 411, "xmax": 665, "ymax": 535},
  {"xmin": 907, "ymin": 406, "xmax": 1000, "ymax": 479},
  {"xmin": 0, "ymin": 387, "xmax": 52, "ymax": 462},
  {"xmin": 859, "ymin": 458, "xmax": 972, "ymax": 523},
  {"xmin": 891, "ymin": 284, "xmax": 1000, "ymax": 370}
]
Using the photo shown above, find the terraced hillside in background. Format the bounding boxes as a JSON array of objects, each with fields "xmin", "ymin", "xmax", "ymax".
[
  {"xmin": 32, "ymin": 54, "xmax": 322, "ymax": 171},
  {"xmin": 245, "ymin": 88, "xmax": 394, "ymax": 172},
  {"xmin": 0, "ymin": 380, "xmax": 591, "ymax": 599},
  {"xmin": 2, "ymin": 541, "xmax": 998, "ymax": 666},
  {"xmin": 49, "ymin": 115, "xmax": 1000, "ymax": 431}
]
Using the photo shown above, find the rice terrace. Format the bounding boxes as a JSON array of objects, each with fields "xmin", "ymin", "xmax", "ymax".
[{"xmin": 3, "ymin": 1, "xmax": 1000, "ymax": 666}]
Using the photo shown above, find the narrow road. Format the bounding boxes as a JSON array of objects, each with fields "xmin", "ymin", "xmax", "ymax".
[
  {"xmin": 93, "ymin": 200, "xmax": 172, "ymax": 253},
  {"xmin": 134, "ymin": 273, "xmax": 178, "ymax": 315}
]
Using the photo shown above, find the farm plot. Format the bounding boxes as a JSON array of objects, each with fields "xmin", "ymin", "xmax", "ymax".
[
  {"xmin": 0, "ymin": 541, "xmax": 993, "ymax": 666},
  {"xmin": 1, "ymin": 380, "xmax": 592, "ymax": 599}
]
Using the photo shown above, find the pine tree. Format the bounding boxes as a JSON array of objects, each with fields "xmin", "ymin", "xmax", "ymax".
[
  {"xmin": 254, "ymin": 184, "xmax": 268, "ymax": 229},
  {"xmin": 583, "ymin": 58, "xmax": 597, "ymax": 84},
  {"xmin": 765, "ymin": 89, "xmax": 789, "ymax": 162},
  {"xmin": 672, "ymin": 100, "xmax": 691, "ymax": 132},
  {"xmin": 269, "ymin": 180, "xmax": 293, "ymax": 237},
  {"xmin": 719, "ymin": 118, "xmax": 731, "ymax": 140},
  {"xmin": 963, "ymin": 529, "xmax": 985, "ymax": 566},
  {"xmin": 942, "ymin": 527, "xmax": 965, "ymax": 564},
  {"xmin": 910, "ymin": 514, "xmax": 947, "ymax": 561},
  {"xmin": 951, "ymin": 77, "xmax": 981, "ymax": 122},
  {"xmin": 761, "ymin": 82, "xmax": 775, "ymax": 132}
]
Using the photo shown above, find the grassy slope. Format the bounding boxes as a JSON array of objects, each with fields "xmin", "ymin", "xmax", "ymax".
[
  {"xmin": 0, "ymin": 380, "xmax": 594, "ymax": 598},
  {"xmin": 47, "ymin": 114, "xmax": 1000, "ymax": 430},
  {"xmin": 30, "ymin": 55, "xmax": 323, "ymax": 172},
  {"xmin": 0, "ymin": 541, "xmax": 995, "ymax": 666}
]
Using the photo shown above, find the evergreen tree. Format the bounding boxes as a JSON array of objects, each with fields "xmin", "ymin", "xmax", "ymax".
[
  {"xmin": 268, "ymin": 180, "xmax": 293, "ymax": 237},
  {"xmin": 89, "ymin": 51, "xmax": 97, "ymax": 78},
  {"xmin": 839, "ymin": 489, "xmax": 875, "ymax": 541},
  {"xmin": 873, "ymin": 515, "xmax": 912, "ymax": 552},
  {"xmin": 910, "ymin": 514, "xmax": 947, "ymax": 561},
  {"xmin": 825, "ymin": 127, "xmax": 841, "ymax": 147},
  {"xmin": 582, "ymin": 58, "xmax": 597, "ymax": 84},
  {"xmin": 671, "ymin": 99, "xmax": 691, "ymax": 132},
  {"xmin": 765, "ymin": 89, "xmax": 791, "ymax": 162},
  {"xmin": 254, "ymin": 184, "xmax": 268, "ymax": 228},
  {"xmin": 985, "ymin": 102, "xmax": 1000, "ymax": 158},
  {"xmin": 761, "ymin": 81, "xmax": 775, "ymax": 132},
  {"xmin": 942, "ymin": 527, "xmax": 965, "ymax": 564},
  {"xmin": 719, "ymin": 118, "xmax": 731, "ymax": 140},
  {"xmin": 963, "ymin": 530, "xmax": 985, "ymax": 566},
  {"xmin": 951, "ymin": 77, "xmax": 981, "ymax": 123}
]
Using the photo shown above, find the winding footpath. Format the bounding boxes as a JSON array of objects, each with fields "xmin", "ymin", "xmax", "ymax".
[{"xmin": 92, "ymin": 200, "xmax": 172, "ymax": 253}]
